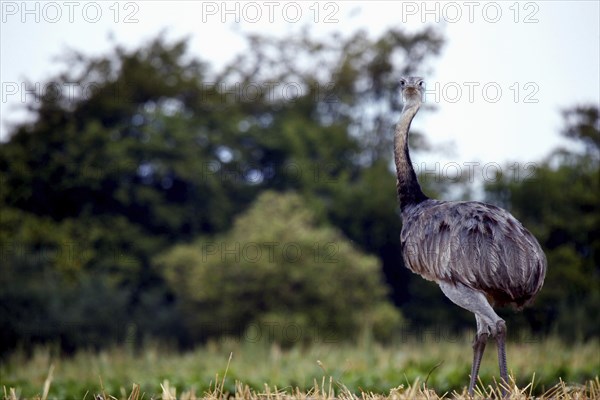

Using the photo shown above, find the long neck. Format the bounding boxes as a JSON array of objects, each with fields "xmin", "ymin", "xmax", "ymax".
[{"xmin": 394, "ymin": 104, "xmax": 428, "ymax": 210}]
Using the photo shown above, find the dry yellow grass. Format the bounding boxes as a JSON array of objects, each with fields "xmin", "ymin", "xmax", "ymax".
[{"xmin": 175, "ymin": 376, "xmax": 599, "ymax": 400}]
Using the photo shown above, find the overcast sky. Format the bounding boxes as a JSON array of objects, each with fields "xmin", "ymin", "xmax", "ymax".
[{"xmin": 2, "ymin": 1, "xmax": 599, "ymax": 178}]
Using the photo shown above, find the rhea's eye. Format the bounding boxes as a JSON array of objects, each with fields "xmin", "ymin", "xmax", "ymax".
[
  {"xmin": 418, "ymin": 80, "xmax": 425, "ymax": 87},
  {"xmin": 400, "ymin": 79, "xmax": 406, "ymax": 87}
]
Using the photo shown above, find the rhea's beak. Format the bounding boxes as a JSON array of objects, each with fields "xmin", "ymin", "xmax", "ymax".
[{"xmin": 402, "ymin": 87, "xmax": 422, "ymax": 102}]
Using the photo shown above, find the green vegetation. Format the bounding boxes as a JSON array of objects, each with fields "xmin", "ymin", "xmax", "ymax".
[
  {"xmin": 2, "ymin": 338, "xmax": 598, "ymax": 399},
  {"xmin": 484, "ymin": 105, "xmax": 600, "ymax": 341},
  {"xmin": 0, "ymin": 27, "xmax": 444, "ymax": 351},
  {"xmin": 156, "ymin": 191, "xmax": 401, "ymax": 345}
]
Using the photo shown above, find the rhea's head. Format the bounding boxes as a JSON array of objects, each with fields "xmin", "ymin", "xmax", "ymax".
[{"xmin": 400, "ymin": 76, "xmax": 425, "ymax": 107}]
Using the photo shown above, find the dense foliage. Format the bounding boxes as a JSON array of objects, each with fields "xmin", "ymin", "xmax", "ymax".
[
  {"xmin": 156, "ymin": 191, "xmax": 401, "ymax": 346},
  {"xmin": 0, "ymin": 28, "xmax": 597, "ymax": 354},
  {"xmin": 484, "ymin": 105, "xmax": 600, "ymax": 340}
]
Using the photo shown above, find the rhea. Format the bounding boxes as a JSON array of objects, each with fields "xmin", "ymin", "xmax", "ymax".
[{"xmin": 394, "ymin": 77, "xmax": 546, "ymax": 395}]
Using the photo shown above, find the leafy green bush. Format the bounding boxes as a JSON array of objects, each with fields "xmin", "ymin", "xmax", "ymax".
[{"xmin": 156, "ymin": 191, "xmax": 402, "ymax": 345}]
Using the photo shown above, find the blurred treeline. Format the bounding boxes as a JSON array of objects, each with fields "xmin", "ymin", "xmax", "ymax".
[{"xmin": 0, "ymin": 28, "xmax": 598, "ymax": 355}]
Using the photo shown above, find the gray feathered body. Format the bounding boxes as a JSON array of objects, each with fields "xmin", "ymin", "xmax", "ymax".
[{"xmin": 400, "ymin": 199, "xmax": 546, "ymax": 308}]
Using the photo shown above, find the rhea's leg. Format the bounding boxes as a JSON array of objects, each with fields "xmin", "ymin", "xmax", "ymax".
[
  {"xmin": 495, "ymin": 320, "xmax": 509, "ymax": 396},
  {"xmin": 438, "ymin": 282, "xmax": 505, "ymax": 396},
  {"xmin": 468, "ymin": 315, "xmax": 488, "ymax": 395}
]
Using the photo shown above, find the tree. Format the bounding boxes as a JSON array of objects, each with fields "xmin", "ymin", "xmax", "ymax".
[
  {"xmin": 484, "ymin": 104, "xmax": 600, "ymax": 340},
  {"xmin": 0, "ymin": 27, "xmax": 444, "ymax": 351},
  {"xmin": 156, "ymin": 191, "xmax": 402, "ymax": 346}
]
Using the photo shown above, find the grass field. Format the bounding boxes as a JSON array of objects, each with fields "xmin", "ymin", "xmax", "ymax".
[{"xmin": 1, "ymin": 335, "xmax": 599, "ymax": 399}]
